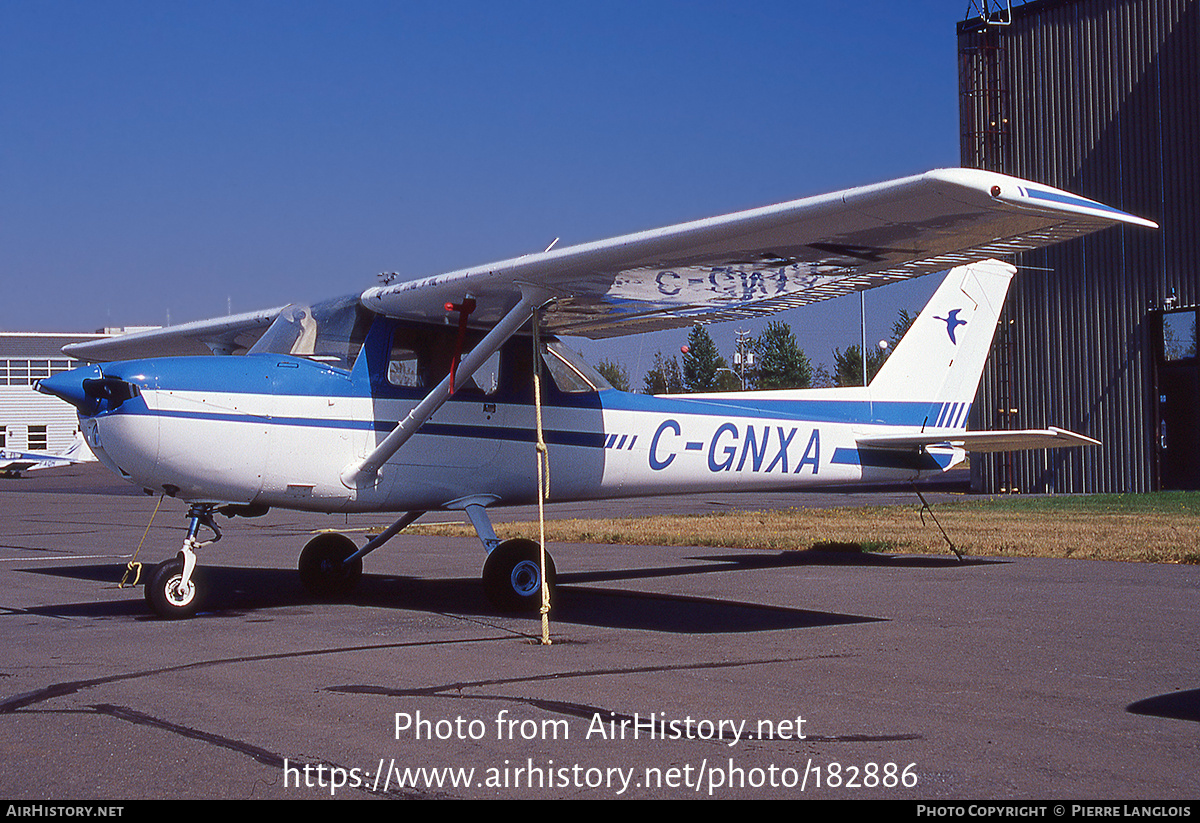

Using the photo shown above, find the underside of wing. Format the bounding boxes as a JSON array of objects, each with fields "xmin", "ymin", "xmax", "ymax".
[
  {"xmin": 857, "ymin": 427, "xmax": 1102, "ymax": 453},
  {"xmin": 61, "ymin": 307, "xmax": 286, "ymax": 362},
  {"xmin": 361, "ymin": 168, "xmax": 1157, "ymax": 338}
]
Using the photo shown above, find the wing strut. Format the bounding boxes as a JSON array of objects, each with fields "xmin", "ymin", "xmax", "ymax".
[{"xmin": 340, "ymin": 285, "xmax": 553, "ymax": 489}]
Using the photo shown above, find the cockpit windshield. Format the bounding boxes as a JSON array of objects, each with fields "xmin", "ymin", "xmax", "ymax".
[{"xmin": 248, "ymin": 294, "xmax": 373, "ymax": 371}]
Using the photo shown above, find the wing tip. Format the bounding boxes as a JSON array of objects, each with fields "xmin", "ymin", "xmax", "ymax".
[{"xmin": 925, "ymin": 168, "xmax": 1158, "ymax": 230}]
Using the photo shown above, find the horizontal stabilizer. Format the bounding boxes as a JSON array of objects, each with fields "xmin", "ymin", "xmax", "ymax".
[{"xmin": 857, "ymin": 427, "xmax": 1101, "ymax": 453}]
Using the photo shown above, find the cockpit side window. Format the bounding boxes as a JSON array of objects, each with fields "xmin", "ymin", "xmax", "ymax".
[
  {"xmin": 371, "ymin": 324, "xmax": 608, "ymax": 400},
  {"xmin": 385, "ymin": 326, "xmax": 499, "ymax": 395},
  {"xmin": 386, "ymin": 328, "xmax": 434, "ymax": 388}
]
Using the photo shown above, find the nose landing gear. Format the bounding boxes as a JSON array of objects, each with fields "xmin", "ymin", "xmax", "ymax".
[{"xmin": 144, "ymin": 504, "xmax": 221, "ymax": 619}]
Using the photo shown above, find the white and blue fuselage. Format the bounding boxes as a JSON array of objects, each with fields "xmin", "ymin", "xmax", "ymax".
[
  {"xmin": 74, "ymin": 358, "xmax": 961, "ymax": 513},
  {"xmin": 44, "ymin": 259, "xmax": 1012, "ymax": 516}
]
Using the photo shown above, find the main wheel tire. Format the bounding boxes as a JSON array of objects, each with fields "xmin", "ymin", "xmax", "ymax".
[
  {"xmin": 144, "ymin": 557, "xmax": 202, "ymax": 619},
  {"xmin": 298, "ymin": 533, "xmax": 363, "ymax": 597},
  {"xmin": 482, "ymin": 539, "xmax": 556, "ymax": 613}
]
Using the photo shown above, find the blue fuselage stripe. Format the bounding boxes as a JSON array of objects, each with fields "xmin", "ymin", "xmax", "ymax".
[
  {"xmin": 597, "ymin": 392, "xmax": 935, "ymax": 426},
  {"xmin": 141, "ymin": 407, "xmax": 606, "ymax": 449},
  {"xmin": 104, "ymin": 391, "xmax": 944, "ymax": 440},
  {"xmin": 831, "ymin": 447, "xmax": 951, "ymax": 471}
]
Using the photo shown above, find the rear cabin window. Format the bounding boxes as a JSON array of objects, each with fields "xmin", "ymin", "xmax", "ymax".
[{"xmin": 540, "ymin": 340, "xmax": 612, "ymax": 393}]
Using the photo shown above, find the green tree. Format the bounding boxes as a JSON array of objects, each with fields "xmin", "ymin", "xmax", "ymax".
[
  {"xmin": 890, "ymin": 308, "xmax": 918, "ymax": 345},
  {"xmin": 595, "ymin": 358, "xmax": 630, "ymax": 392},
  {"xmin": 714, "ymin": 368, "xmax": 741, "ymax": 391},
  {"xmin": 834, "ymin": 308, "xmax": 918, "ymax": 386},
  {"xmin": 642, "ymin": 351, "xmax": 684, "ymax": 395},
  {"xmin": 681, "ymin": 324, "xmax": 729, "ymax": 392},
  {"xmin": 754, "ymin": 320, "xmax": 812, "ymax": 389},
  {"xmin": 810, "ymin": 363, "xmax": 836, "ymax": 388},
  {"xmin": 833, "ymin": 344, "xmax": 886, "ymax": 387}
]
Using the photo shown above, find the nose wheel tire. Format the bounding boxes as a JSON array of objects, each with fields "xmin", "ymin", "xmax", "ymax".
[
  {"xmin": 299, "ymin": 533, "xmax": 363, "ymax": 597},
  {"xmin": 145, "ymin": 557, "xmax": 202, "ymax": 619},
  {"xmin": 482, "ymin": 539, "xmax": 556, "ymax": 613}
]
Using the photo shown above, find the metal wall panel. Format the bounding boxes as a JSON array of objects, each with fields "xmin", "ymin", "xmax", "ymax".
[
  {"xmin": 958, "ymin": 0, "xmax": 1199, "ymax": 493},
  {"xmin": 0, "ymin": 334, "xmax": 107, "ymax": 453}
]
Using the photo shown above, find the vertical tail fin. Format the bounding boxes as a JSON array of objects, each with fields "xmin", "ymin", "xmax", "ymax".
[
  {"xmin": 61, "ymin": 431, "xmax": 96, "ymax": 462},
  {"xmin": 868, "ymin": 259, "xmax": 1014, "ymax": 426}
]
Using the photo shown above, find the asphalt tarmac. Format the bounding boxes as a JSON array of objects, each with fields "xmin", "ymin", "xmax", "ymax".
[{"xmin": 1, "ymin": 464, "xmax": 1197, "ymax": 800}]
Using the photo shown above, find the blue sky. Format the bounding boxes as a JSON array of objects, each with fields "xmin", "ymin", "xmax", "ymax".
[{"xmin": 2, "ymin": 1, "xmax": 968, "ymax": 379}]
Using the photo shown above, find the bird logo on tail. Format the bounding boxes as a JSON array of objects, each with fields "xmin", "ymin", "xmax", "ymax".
[{"xmin": 933, "ymin": 309, "xmax": 967, "ymax": 344}]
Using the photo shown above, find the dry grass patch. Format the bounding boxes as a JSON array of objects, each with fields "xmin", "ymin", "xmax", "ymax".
[{"xmin": 408, "ymin": 493, "xmax": 1200, "ymax": 564}]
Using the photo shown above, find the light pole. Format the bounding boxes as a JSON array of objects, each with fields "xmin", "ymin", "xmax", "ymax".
[
  {"xmin": 732, "ymin": 328, "xmax": 754, "ymax": 390},
  {"xmin": 861, "ymin": 290, "xmax": 868, "ymax": 387}
]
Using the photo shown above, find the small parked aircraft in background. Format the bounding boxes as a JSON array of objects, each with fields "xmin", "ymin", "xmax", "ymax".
[
  {"xmin": 0, "ymin": 431, "xmax": 94, "ymax": 478},
  {"xmin": 36, "ymin": 168, "xmax": 1155, "ymax": 618}
]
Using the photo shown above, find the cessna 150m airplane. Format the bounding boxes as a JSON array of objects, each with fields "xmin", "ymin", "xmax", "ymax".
[{"xmin": 36, "ymin": 168, "xmax": 1155, "ymax": 618}]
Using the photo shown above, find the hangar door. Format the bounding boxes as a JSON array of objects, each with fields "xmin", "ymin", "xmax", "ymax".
[{"xmin": 1154, "ymin": 307, "xmax": 1200, "ymax": 490}]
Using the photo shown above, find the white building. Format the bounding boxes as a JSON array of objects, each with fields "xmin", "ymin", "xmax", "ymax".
[{"xmin": 0, "ymin": 329, "xmax": 155, "ymax": 453}]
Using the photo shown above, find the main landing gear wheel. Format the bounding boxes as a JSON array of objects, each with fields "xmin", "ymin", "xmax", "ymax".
[
  {"xmin": 299, "ymin": 533, "xmax": 363, "ymax": 597},
  {"xmin": 482, "ymin": 538, "xmax": 556, "ymax": 613},
  {"xmin": 144, "ymin": 555, "xmax": 202, "ymax": 619}
]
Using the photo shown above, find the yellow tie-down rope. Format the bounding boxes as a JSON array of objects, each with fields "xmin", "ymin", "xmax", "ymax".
[
  {"xmin": 532, "ymin": 315, "xmax": 552, "ymax": 646},
  {"xmin": 119, "ymin": 494, "xmax": 165, "ymax": 588}
]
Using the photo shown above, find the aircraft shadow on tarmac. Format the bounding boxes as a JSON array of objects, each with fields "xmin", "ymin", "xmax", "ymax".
[
  {"xmin": 19, "ymin": 550, "xmax": 1000, "ymax": 633},
  {"xmin": 1127, "ymin": 689, "xmax": 1200, "ymax": 723}
]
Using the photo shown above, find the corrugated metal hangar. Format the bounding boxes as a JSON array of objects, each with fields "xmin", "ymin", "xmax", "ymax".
[{"xmin": 960, "ymin": 0, "xmax": 1199, "ymax": 493}]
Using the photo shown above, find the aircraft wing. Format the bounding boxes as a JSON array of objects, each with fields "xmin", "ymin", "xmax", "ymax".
[
  {"xmin": 60, "ymin": 168, "xmax": 1157, "ymax": 361},
  {"xmin": 857, "ymin": 427, "xmax": 1102, "ymax": 453},
  {"xmin": 0, "ymin": 457, "xmax": 40, "ymax": 474},
  {"xmin": 1, "ymin": 452, "xmax": 78, "ymax": 475},
  {"xmin": 62, "ymin": 306, "xmax": 287, "ymax": 362},
  {"xmin": 361, "ymin": 168, "xmax": 1157, "ymax": 338}
]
